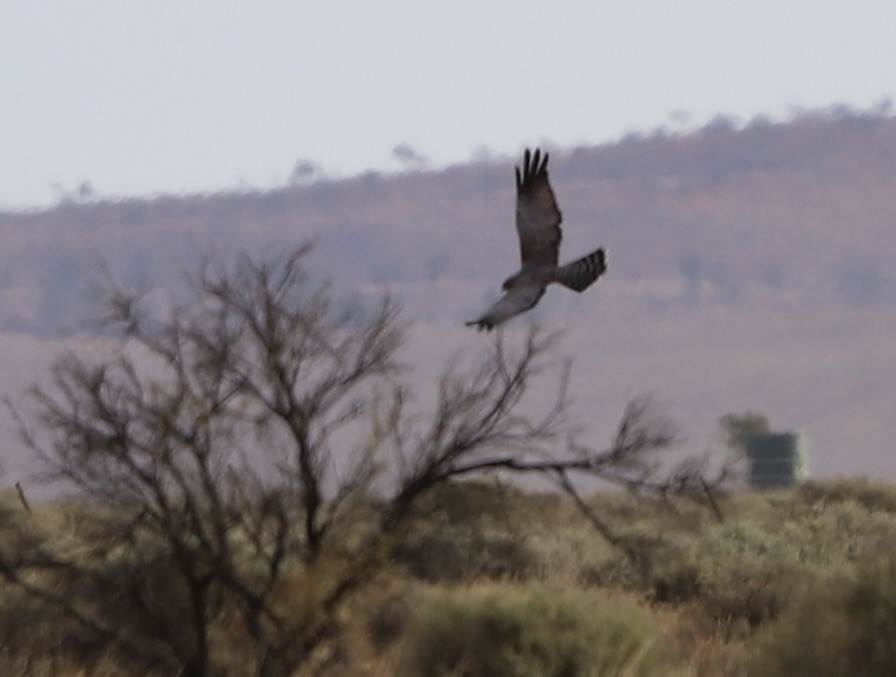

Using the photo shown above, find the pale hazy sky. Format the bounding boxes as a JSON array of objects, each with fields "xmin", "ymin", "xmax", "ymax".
[{"xmin": 2, "ymin": 1, "xmax": 894, "ymax": 208}]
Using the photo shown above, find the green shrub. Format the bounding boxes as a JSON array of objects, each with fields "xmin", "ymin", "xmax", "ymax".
[
  {"xmin": 397, "ymin": 583, "xmax": 679, "ymax": 677},
  {"xmin": 751, "ymin": 550, "xmax": 896, "ymax": 676}
]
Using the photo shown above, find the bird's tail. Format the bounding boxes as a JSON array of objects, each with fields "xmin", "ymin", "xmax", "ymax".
[{"xmin": 554, "ymin": 248, "xmax": 607, "ymax": 292}]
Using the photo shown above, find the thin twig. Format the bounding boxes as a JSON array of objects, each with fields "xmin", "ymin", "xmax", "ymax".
[{"xmin": 15, "ymin": 482, "xmax": 31, "ymax": 514}]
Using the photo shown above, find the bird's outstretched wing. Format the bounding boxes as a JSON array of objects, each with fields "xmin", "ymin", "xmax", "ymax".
[
  {"xmin": 515, "ymin": 148, "xmax": 562, "ymax": 267},
  {"xmin": 465, "ymin": 284, "xmax": 546, "ymax": 331}
]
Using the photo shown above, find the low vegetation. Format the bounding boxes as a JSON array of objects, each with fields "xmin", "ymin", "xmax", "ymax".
[{"xmin": 3, "ymin": 478, "xmax": 896, "ymax": 675}]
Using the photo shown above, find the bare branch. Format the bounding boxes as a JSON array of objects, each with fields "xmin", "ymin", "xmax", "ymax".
[
  {"xmin": 5, "ymin": 243, "xmax": 408, "ymax": 674},
  {"xmin": 383, "ymin": 325, "xmax": 569, "ymax": 529},
  {"xmin": 4, "ymin": 243, "xmax": 730, "ymax": 674}
]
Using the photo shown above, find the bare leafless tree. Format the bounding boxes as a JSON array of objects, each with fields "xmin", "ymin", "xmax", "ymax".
[
  {"xmin": 2, "ymin": 244, "xmax": 729, "ymax": 675},
  {"xmin": 5, "ymin": 246, "xmax": 406, "ymax": 675}
]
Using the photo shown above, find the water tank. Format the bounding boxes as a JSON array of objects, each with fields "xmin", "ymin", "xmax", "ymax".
[{"xmin": 743, "ymin": 432, "xmax": 808, "ymax": 490}]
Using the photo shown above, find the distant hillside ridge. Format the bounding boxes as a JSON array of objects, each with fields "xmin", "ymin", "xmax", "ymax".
[{"xmin": 1, "ymin": 107, "xmax": 895, "ymax": 335}]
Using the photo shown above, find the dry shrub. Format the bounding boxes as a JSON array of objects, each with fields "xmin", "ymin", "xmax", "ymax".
[
  {"xmin": 365, "ymin": 583, "xmax": 414, "ymax": 652},
  {"xmin": 664, "ymin": 609, "xmax": 751, "ymax": 677},
  {"xmin": 796, "ymin": 479, "xmax": 896, "ymax": 514},
  {"xmin": 750, "ymin": 549, "xmax": 896, "ymax": 676},
  {"xmin": 407, "ymin": 480, "xmax": 537, "ymax": 528},
  {"xmin": 393, "ymin": 526, "xmax": 536, "ymax": 583},
  {"xmin": 396, "ymin": 583, "xmax": 680, "ymax": 677}
]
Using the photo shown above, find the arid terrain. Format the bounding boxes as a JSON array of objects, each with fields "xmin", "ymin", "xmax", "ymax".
[{"xmin": 2, "ymin": 108, "xmax": 895, "ymax": 481}]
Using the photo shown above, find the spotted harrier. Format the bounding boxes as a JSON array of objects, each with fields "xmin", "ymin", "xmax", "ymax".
[{"xmin": 466, "ymin": 148, "xmax": 607, "ymax": 331}]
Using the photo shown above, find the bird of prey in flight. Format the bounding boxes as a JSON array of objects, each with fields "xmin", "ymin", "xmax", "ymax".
[{"xmin": 466, "ymin": 148, "xmax": 607, "ymax": 331}]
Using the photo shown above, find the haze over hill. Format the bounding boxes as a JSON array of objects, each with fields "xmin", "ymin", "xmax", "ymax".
[{"xmin": 2, "ymin": 108, "xmax": 895, "ymax": 481}]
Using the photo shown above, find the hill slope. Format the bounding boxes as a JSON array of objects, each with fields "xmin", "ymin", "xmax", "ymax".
[{"xmin": 2, "ymin": 109, "xmax": 895, "ymax": 479}]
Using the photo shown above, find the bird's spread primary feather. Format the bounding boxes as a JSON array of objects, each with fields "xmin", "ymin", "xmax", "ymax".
[{"xmin": 466, "ymin": 148, "xmax": 607, "ymax": 331}]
